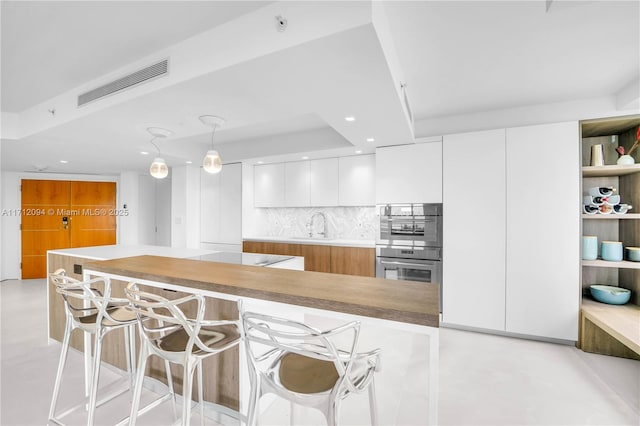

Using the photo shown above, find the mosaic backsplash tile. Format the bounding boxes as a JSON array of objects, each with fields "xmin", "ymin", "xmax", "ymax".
[{"xmin": 254, "ymin": 207, "xmax": 377, "ymax": 240}]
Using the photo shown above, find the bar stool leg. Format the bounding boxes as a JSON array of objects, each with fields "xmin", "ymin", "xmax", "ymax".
[
  {"xmin": 368, "ymin": 376, "xmax": 378, "ymax": 426},
  {"xmin": 129, "ymin": 344, "xmax": 150, "ymax": 426},
  {"xmin": 182, "ymin": 360, "xmax": 197, "ymax": 426},
  {"xmin": 49, "ymin": 319, "xmax": 73, "ymax": 421},
  {"xmin": 124, "ymin": 326, "xmax": 136, "ymax": 393},
  {"xmin": 88, "ymin": 329, "xmax": 106, "ymax": 425},
  {"xmin": 165, "ymin": 360, "xmax": 177, "ymax": 419},
  {"xmin": 197, "ymin": 362, "xmax": 205, "ymax": 425}
]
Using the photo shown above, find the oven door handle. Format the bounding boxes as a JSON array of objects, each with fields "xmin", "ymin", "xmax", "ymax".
[{"xmin": 378, "ymin": 260, "xmax": 437, "ymax": 268}]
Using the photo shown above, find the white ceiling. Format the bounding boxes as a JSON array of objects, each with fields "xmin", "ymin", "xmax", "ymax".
[{"xmin": 1, "ymin": 0, "xmax": 638, "ymax": 175}]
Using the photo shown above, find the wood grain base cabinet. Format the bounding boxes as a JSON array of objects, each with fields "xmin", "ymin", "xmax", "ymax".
[{"xmin": 243, "ymin": 241, "xmax": 374, "ymax": 277}]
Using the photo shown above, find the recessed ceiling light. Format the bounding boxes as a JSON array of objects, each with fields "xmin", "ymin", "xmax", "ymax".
[
  {"xmin": 185, "ymin": 160, "xmax": 193, "ymax": 164},
  {"xmin": 257, "ymin": 161, "xmax": 264, "ymax": 164},
  {"xmin": 366, "ymin": 138, "xmax": 375, "ymax": 142},
  {"xmin": 140, "ymin": 151, "xmax": 149, "ymax": 155},
  {"xmin": 302, "ymin": 156, "xmax": 309, "ymax": 160},
  {"xmin": 355, "ymin": 150, "xmax": 362, "ymax": 154},
  {"xmin": 344, "ymin": 116, "xmax": 356, "ymax": 122},
  {"xmin": 59, "ymin": 160, "xmax": 68, "ymax": 164}
]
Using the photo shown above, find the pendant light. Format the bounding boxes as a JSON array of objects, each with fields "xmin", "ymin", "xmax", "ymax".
[
  {"xmin": 199, "ymin": 115, "xmax": 225, "ymax": 174},
  {"xmin": 147, "ymin": 127, "xmax": 172, "ymax": 179}
]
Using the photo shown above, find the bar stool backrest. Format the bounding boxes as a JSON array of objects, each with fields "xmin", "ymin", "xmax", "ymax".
[
  {"xmin": 49, "ymin": 269, "xmax": 125, "ymax": 326},
  {"xmin": 242, "ymin": 311, "xmax": 362, "ymax": 394},
  {"xmin": 124, "ymin": 282, "xmax": 216, "ymax": 355}
]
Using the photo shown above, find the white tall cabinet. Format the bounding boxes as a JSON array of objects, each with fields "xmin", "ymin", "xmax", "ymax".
[
  {"xmin": 200, "ymin": 163, "xmax": 242, "ymax": 250},
  {"xmin": 443, "ymin": 122, "xmax": 580, "ymax": 341},
  {"xmin": 442, "ymin": 129, "xmax": 506, "ymax": 331},
  {"xmin": 505, "ymin": 122, "xmax": 580, "ymax": 340},
  {"xmin": 376, "ymin": 142, "xmax": 442, "ymax": 204}
]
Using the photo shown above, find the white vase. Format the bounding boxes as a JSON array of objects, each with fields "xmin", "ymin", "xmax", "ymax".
[{"xmin": 617, "ymin": 155, "xmax": 635, "ymax": 165}]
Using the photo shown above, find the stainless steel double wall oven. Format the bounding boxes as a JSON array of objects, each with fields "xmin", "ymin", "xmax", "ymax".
[{"xmin": 376, "ymin": 203, "xmax": 443, "ymax": 310}]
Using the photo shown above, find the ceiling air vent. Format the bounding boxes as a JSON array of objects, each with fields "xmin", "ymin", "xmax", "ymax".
[{"xmin": 77, "ymin": 59, "xmax": 169, "ymax": 107}]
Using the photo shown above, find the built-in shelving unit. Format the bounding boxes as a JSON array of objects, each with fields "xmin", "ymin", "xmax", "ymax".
[
  {"xmin": 582, "ymin": 164, "xmax": 640, "ymax": 177},
  {"xmin": 578, "ymin": 115, "xmax": 640, "ymax": 360},
  {"xmin": 582, "ymin": 213, "xmax": 640, "ymax": 220},
  {"xmin": 582, "ymin": 260, "xmax": 640, "ymax": 270},
  {"xmin": 580, "ymin": 114, "xmax": 640, "ymax": 299}
]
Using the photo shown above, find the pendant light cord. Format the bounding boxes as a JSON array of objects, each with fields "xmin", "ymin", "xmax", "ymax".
[
  {"xmin": 149, "ymin": 136, "xmax": 161, "ymax": 154},
  {"xmin": 210, "ymin": 124, "xmax": 218, "ymax": 150}
]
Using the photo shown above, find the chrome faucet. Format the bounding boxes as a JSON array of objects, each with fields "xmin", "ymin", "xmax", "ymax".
[{"xmin": 308, "ymin": 212, "xmax": 328, "ymax": 238}]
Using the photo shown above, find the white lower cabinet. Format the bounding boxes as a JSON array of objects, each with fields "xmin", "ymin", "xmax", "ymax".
[
  {"xmin": 442, "ymin": 129, "xmax": 506, "ymax": 331},
  {"xmin": 505, "ymin": 122, "xmax": 580, "ymax": 340},
  {"xmin": 443, "ymin": 122, "xmax": 580, "ymax": 341}
]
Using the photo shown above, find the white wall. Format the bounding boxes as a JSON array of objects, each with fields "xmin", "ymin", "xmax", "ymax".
[
  {"xmin": 118, "ymin": 171, "xmax": 139, "ymax": 245},
  {"xmin": 0, "ymin": 171, "xmax": 117, "ymax": 280}
]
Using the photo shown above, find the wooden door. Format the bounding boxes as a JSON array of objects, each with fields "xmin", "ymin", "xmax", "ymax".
[
  {"xmin": 21, "ymin": 180, "xmax": 117, "ymax": 278},
  {"xmin": 21, "ymin": 180, "xmax": 71, "ymax": 279},
  {"xmin": 70, "ymin": 181, "xmax": 117, "ymax": 247}
]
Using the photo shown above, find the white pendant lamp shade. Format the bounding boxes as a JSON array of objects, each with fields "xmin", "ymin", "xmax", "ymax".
[
  {"xmin": 146, "ymin": 127, "xmax": 173, "ymax": 179},
  {"xmin": 149, "ymin": 157, "xmax": 169, "ymax": 179},
  {"xmin": 199, "ymin": 115, "xmax": 225, "ymax": 174},
  {"xmin": 203, "ymin": 150, "xmax": 222, "ymax": 173}
]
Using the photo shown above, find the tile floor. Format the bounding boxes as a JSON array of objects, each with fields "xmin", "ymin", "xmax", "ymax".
[{"xmin": 1, "ymin": 279, "xmax": 638, "ymax": 425}]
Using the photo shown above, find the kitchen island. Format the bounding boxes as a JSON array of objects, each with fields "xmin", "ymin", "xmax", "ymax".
[
  {"xmin": 82, "ymin": 254, "xmax": 440, "ymax": 425},
  {"xmin": 46, "ymin": 245, "xmax": 303, "ymax": 418}
]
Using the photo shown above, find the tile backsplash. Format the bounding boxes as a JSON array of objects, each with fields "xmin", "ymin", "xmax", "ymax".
[{"xmin": 255, "ymin": 207, "xmax": 377, "ymax": 240}]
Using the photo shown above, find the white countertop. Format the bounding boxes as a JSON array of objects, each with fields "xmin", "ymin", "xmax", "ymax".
[
  {"xmin": 243, "ymin": 236, "xmax": 376, "ymax": 248},
  {"xmin": 48, "ymin": 244, "xmax": 215, "ymax": 261}
]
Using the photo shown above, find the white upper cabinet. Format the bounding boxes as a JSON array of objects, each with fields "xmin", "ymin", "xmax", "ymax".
[
  {"xmin": 442, "ymin": 129, "xmax": 506, "ymax": 331},
  {"xmin": 310, "ymin": 158, "xmax": 339, "ymax": 206},
  {"xmin": 376, "ymin": 142, "xmax": 442, "ymax": 204},
  {"xmin": 254, "ymin": 163, "xmax": 285, "ymax": 207},
  {"xmin": 254, "ymin": 155, "xmax": 373, "ymax": 207},
  {"xmin": 505, "ymin": 121, "xmax": 580, "ymax": 341},
  {"xmin": 285, "ymin": 161, "xmax": 310, "ymax": 207},
  {"xmin": 339, "ymin": 154, "xmax": 375, "ymax": 206}
]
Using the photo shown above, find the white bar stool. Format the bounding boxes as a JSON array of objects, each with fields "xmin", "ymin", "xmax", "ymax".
[
  {"xmin": 241, "ymin": 309, "xmax": 381, "ymax": 426},
  {"xmin": 48, "ymin": 269, "xmax": 173, "ymax": 425},
  {"xmin": 125, "ymin": 282, "xmax": 242, "ymax": 426}
]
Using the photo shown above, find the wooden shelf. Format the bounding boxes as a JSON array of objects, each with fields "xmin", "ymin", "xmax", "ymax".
[
  {"xmin": 582, "ymin": 213, "xmax": 640, "ymax": 219},
  {"xmin": 582, "ymin": 164, "xmax": 640, "ymax": 177},
  {"xmin": 582, "ymin": 259, "xmax": 640, "ymax": 270}
]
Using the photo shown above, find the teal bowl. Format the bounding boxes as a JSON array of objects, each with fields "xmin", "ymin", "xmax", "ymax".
[{"xmin": 590, "ymin": 285, "xmax": 631, "ymax": 305}]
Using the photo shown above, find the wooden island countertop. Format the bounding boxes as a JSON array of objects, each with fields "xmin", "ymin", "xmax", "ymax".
[{"xmin": 84, "ymin": 254, "xmax": 439, "ymax": 327}]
